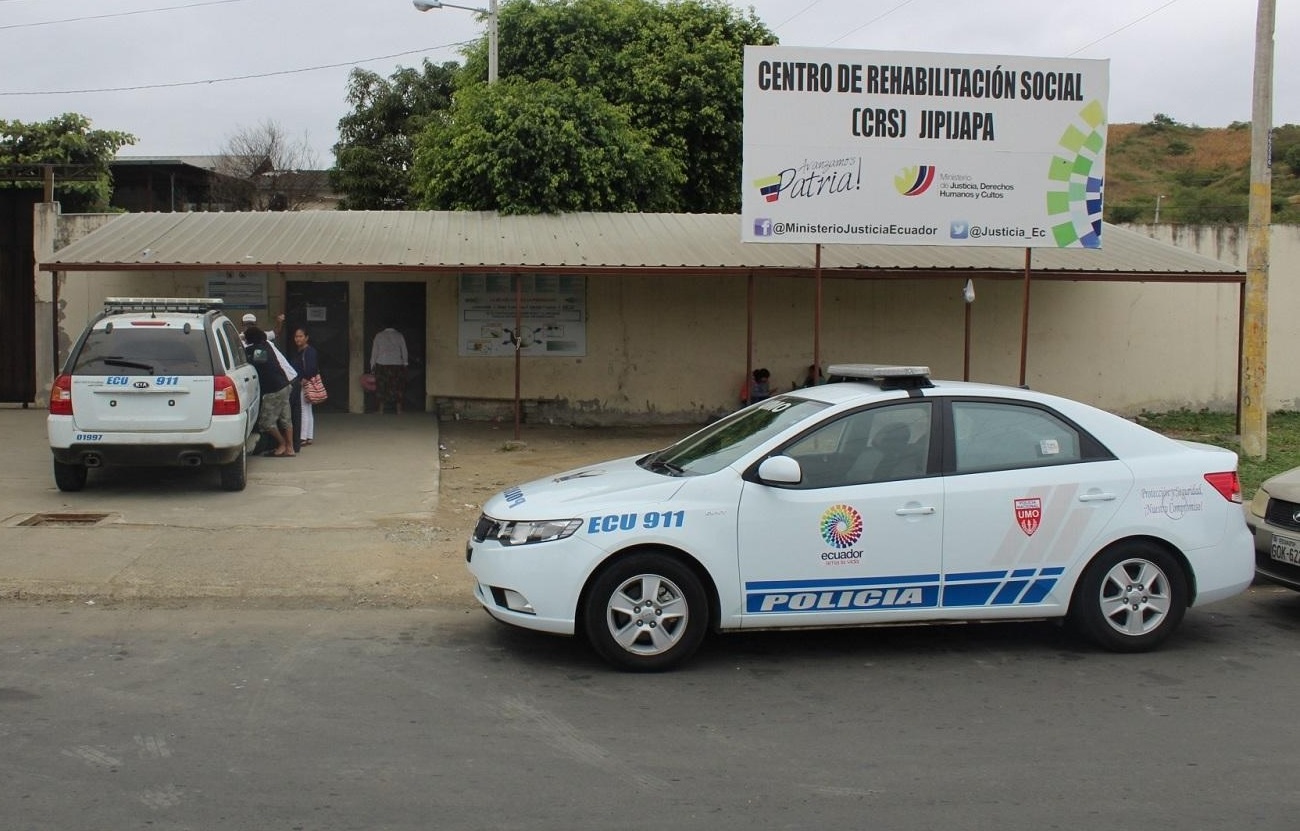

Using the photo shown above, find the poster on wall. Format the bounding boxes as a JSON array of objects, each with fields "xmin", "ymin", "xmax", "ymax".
[
  {"xmin": 205, "ymin": 271, "xmax": 269, "ymax": 309},
  {"xmin": 741, "ymin": 46, "xmax": 1110, "ymax": 248},
  {"xmin": 458, "ymin": 274, "xmax": 587, "ymax": 357}
]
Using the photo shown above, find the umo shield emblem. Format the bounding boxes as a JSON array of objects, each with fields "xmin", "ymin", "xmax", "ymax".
[
  {"xmin": 1014, "ymin": 497, "xmax": 1042, "ymax": 536},
  {"xmin": 133, "ymin": 381, "xmax": 150, "ymax": 389}
]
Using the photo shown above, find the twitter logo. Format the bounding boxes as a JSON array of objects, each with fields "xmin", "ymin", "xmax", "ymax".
[{"xmin": 950, "ymin": 220, "xmax": 969, "ymax": 239}]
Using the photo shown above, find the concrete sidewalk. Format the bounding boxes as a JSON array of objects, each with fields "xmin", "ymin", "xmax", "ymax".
[{"xmin": 0, "ymin": 407, "xmax": 461, "ymax": 607}]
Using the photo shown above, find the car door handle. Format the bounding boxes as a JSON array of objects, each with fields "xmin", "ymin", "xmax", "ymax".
[
  {"xmin": 895, "ymin": 506, "xmax": 936, "ymax": 516},
  {"xmin": 1078, "ymin": 492, "xmax": 1117, "ymax": 502}
]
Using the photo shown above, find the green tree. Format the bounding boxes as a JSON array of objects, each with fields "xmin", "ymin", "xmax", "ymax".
[
  {"xmin": 0, "ymin": 113, "xmax": 135, "ymax": 211},
  {"xmin": 414, "ymin": 78, "xmax": 682, "ymax": 214},
  {"xmin": 444, "ymin": 0, "xmax": 775, "ymax": 213},
  {"xmin": 331, "ymin": 60, "xmax": 458, "ymax": 209}
]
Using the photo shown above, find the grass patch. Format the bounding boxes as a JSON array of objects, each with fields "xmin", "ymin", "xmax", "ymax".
[{"xmin": 1136, "ymin": 409, "xmax": 1300, "ymax": 497}]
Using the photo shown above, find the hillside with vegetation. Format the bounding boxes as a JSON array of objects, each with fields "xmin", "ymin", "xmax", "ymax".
[{"xmin": 1105, "ymin": 115, "xmax": 1300, "ymax": 224}]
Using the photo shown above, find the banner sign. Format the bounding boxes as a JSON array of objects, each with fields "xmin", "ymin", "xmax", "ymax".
[
  {"xmin": 741, "ymin": 46, "xmax": 1109, "ymax": 248},
  {"xmin": 458, "ymin": 274, "xmax": 587, "ymax": 357}
]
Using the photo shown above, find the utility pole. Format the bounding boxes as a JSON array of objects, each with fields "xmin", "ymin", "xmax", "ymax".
[{"xmin": 1241, "ymin": 0, "xmax": 1275, "ymax": 459}]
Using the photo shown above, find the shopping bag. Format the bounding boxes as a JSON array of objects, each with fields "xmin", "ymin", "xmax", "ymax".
[{"xmin": 304, "ymin": 374, "xmax": 328, "ymax": 404}]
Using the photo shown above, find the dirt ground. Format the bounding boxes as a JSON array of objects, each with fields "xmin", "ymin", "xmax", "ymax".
[{"xmin": 420, "ymin": 420, "xmax": 695, "ymax": 599}]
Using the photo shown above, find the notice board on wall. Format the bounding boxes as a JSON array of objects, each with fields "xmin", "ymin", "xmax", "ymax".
[{"xmin": 458, "ymin": 274, "xmax": 586, "ymax": 357}]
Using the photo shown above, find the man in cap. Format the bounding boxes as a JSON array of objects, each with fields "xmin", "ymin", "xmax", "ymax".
[{"xmin": 241, "ymin": 311, "xmax": 299, "ymax": 450}]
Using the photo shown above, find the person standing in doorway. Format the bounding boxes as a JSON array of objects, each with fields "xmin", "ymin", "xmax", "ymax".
[
  {"xmin": 291, "ymin": 326, "xmax": 320, "ymax": 446},
  {"xmin": 370, "ymin": 323, "xmax": 409, "ymax": 414}
]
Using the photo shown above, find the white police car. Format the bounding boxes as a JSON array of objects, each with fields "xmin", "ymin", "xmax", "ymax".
[
  {"xmin": 47, "ymin": 297, "xmax": 261, "ymax": 492},
  {"xmin": 466, "ymin": 365, "xmax": 1254, "ymax": 671}
]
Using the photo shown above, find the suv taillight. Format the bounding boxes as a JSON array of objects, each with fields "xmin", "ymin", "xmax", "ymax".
[
  {"xmin": 212, "ymin": 376, "xmax": 241, "ymax": 416},
  {"xmin": 49, "ymin": 374, "xmax": 73, "ymax": 415},
  {"xmin": 1204, "ymin": 471, "xmax": 1242, "ymax": 503}
]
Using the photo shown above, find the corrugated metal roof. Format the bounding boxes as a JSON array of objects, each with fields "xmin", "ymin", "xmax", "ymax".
[{"xmin": 40, "ymin": 210, "xmax": 1243, "ymax": 281}]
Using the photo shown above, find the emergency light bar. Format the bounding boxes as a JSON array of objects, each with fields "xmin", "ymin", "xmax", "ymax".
[
  {"xmin": 826, "ymin": 363, "xmax": 934, "ymax": 390},
  {"xmin": 103, "ymin": 297, "xmax": 225, "ymax": 314}
]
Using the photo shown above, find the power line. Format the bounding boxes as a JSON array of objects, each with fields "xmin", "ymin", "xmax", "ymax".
[
  {"xmin": 0, "ymin": 43, "xmax": 473, "ymax": 96},
  {"xmin": 1069, "ymin": 0, "xmax": 1183, "ymax": 56},
  {"xmin": 770, "ymin": 0, "xmax": 827, "ymax": 32},
  {"xmin": 0, "ymin": 0, "xmax": 245, "ymax": 30},
  {"xmin": 825, "ymin": 0, "xmax": 918, "ymax": 47}
]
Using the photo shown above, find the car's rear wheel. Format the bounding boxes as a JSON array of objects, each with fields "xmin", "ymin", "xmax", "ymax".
[
  {"xmin": 582, "ymin": 551, "xmax": 708, "ymax": 672},
  {"xmin": 53, "ymin": 460, "xmax": 88, "ymax": 492},
  {"xmin": 219, "ymin": 445, "xmax": 247, "ymax": 491},
  {"xmin": 1071, "ymin": 542, "xmax": 1187, "ymax": 652}
]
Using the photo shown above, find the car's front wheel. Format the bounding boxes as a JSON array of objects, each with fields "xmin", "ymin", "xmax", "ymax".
[
  {"xmin": 219, "ymin": 445, "xmax": 247, "ymax": 491},
  {"xmin": 582, "ymin": 551, "xmax": 708, "ymax": 672},
  {"xmin": 53, "ymin": 459, "xmax": 88, "ymax": 492},
  {"xmin": 1071, "ymin": 542, "xmax": 1188, "ymax": 652}
]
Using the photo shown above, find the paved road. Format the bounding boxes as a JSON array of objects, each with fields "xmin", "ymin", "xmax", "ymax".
[
  {"xmin": 0, "ymin": 407, "xmax": 453, "ymax": 606},
  {"xmin": 4, "ymin": 587, "xmax": 1300, "ymax": 831}
]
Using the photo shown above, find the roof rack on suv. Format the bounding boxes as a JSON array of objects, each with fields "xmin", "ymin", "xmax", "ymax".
[
  {"xmin": 103, "ymin": 297, "xmax": 225, "ymax": 314},
  {"xmin": 826, "ymin": 363, "xmax": 934, "ymax": 390}
]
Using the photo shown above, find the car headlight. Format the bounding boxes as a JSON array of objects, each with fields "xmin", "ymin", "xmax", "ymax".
[
  {"xmin": 1249, "ymin": 487, "xmax": 1270, "ymax": 519},
  {"xmin": 493, "ymin": 518, "xmax": 583, "ymax": 546}
]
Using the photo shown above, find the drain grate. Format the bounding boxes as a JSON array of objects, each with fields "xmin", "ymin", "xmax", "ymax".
[{"xmin": 15, "ymin": 512, "xmax": 113, "ymax": 527}]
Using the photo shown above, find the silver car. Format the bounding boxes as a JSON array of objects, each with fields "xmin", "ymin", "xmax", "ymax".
[{"xmin": 1245, "ymin": 469, "xmax": 1300, "ymax": 590}]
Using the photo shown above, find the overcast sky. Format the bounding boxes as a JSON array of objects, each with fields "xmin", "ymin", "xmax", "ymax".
[{"xmin": 1, "ymin": 0, "xmax": 1294, "ymax": 163}]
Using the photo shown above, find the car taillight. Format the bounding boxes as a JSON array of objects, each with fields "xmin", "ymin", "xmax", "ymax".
[
  {"xmin": 49, "ymin": 374, "xmax": 73, "ymax": 415},
  {"xmin": 1204, "ymin": 471, "xmax": 1242, "ymax": 503},
  {"xmin": 212, "ymin": 376, "xmax": 241, "ymax": 416}
]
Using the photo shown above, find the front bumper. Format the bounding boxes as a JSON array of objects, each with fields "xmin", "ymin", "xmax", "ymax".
[
  {"xmin": 1246, "ymin": 502, "xmax": 1300, "ymax": 592},
  {"xmin": 466, "ymin": 535, "xmax": 606, "ymax": 635}
]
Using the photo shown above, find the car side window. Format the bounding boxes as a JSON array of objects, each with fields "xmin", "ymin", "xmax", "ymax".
[
  {"xmin": 220, "ymin": 321, "xmax": 248, "ymax": 369},
  {"xmin": 951, "ymin": 400, "xmax": 1082, "ymax": 473},
  {"xmin": 782, "ymin": 401, "xmax": 932, "ymax": 488}
]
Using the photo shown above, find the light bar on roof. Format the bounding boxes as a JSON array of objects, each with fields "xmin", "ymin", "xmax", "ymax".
[
  {"xmin": 103, "ymin": 297, "xmax": 224, "ymax": 314},
  {"xmin": 827, "ymin": 363, "xmax": 931, "ymax": 380}
]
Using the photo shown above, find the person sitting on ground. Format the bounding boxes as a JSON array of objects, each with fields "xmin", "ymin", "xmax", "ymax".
[
  {"xmin": 801, "ymin": 364, "xmax": 825, "ymax": 388},
  {"xmin": 746, "ymin": 368, "xmax": 772, "ymax": 405}
]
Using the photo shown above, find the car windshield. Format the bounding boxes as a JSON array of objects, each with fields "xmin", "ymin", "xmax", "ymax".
[{"xmin": 641, "ymin": 396, "xmax": 828, "ymax": 476}]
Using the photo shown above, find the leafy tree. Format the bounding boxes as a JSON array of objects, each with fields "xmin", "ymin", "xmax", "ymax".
[
  {"xmin": 211, "ymin": 120, "xmax": 320, "ymax": 211},
  {"xmin": 331, "ymin": 60, "xmax": 458, "ymax": 209},
  {"xmin": 434, "ymin": 0, "xmax": 776, "ymax": 213},
  {"xmin": 0, "ymin": 113, "xmax": 135, "ymax": 211},
  {"xmin": 414, "ymin": 78, "xmax": 681, "ymax": 213}
]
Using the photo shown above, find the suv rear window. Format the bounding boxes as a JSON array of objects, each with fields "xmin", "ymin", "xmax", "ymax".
[{"xmin": 71, "ymin": 328, "xmax": 215, "ymax": 377}]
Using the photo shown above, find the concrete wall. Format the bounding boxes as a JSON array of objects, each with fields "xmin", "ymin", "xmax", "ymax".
[
  {"xmin": 1131, "ymin": 224, "xmax": 1300, "ymax": 412},
  {"xmin": 36, "ymin": 210, "xmax": 1275, "ymax": 422},
  {"xmin": 34, "ymin": 205, "xmax": 120, "ymax": 401}
]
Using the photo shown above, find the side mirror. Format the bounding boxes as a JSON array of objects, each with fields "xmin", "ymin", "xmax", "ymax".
[{"xmin": 757, "ymin": 455, "xmax": 802, "ymax": 485}]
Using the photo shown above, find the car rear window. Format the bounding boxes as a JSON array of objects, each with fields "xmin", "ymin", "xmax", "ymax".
[{"xmin": 71, "ymin": 327, "xmax": 215, "ymax": 377}]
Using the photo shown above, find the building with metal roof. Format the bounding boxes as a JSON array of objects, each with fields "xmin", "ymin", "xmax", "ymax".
[
  {"xmin": 45, "ymin": 210, "xmax": 1239, "ymax": 280},
  {"xmin": 35, "ymin": 208, "xmax": 1249, "ymax": 425}
]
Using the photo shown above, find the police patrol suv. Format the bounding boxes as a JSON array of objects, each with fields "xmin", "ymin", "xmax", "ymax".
[
  {"xmin": 466, "ymin": 364, "xmax": 1254, "ymax": 671},
  {"xmin": 47, "ymin": 298, "xmax": 261, "ymax": 492}
]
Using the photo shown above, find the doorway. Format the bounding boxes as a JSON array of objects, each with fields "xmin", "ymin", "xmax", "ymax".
[
  {"xmin": 0, "ymin": 190, "xmax": 39, "ymax": 404},
  {"xmin": 284, "ymin": 281, "xmax": 350, "ymax": 412},
  {"xmin": 364, "ymin": 282, "xmax": 427, "ymax": 413}
]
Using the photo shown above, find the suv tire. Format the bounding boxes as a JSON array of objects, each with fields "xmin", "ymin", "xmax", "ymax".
[
  {"xmin": 53, "ymin": 460, "xmax": 88, "ymax": 492},
  {"xmin": 219, "ymin": 444, "xmax": 248, "ymax": 492}
]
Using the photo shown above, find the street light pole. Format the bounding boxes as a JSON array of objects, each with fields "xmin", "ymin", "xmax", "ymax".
[{"xmin": 413, "ymin": 0, "xmax": 498, "ymax": 83}]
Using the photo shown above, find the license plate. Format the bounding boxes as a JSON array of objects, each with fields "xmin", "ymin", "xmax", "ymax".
[{"xmin": 1270, "ymin": 533, "xmax": 1300, "ymax": 565}]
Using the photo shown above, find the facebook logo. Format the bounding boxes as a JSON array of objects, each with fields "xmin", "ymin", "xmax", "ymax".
[
  {"xmin": 754, "ymin": 218, "xmax": 773, "ymax": 237},
  {"xmin": 950, "ymin": 220, "xmax": 969, "ymax": 239}
]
